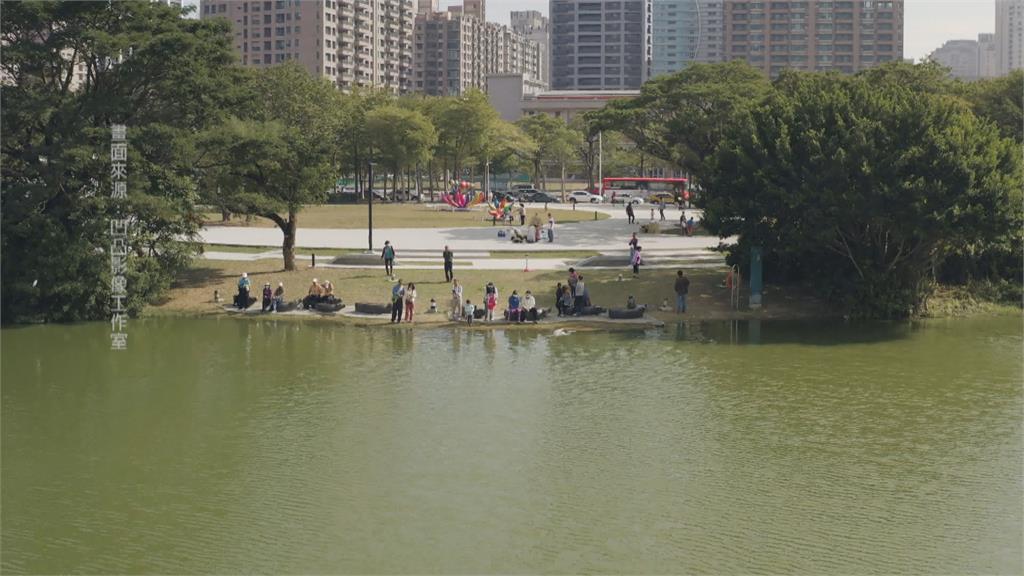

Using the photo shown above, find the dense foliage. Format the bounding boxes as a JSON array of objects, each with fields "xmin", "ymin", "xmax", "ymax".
[
  {"xmin": 597, "ymin": 61, "xmax": 1022, "ymax": 318},
  {"xmin": 1, "ymin": 1, "xmax": 244, "ymax": 322}
]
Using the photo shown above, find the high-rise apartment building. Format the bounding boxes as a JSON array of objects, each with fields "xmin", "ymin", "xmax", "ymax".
[
  {"xmin": 723, "ymin": 0, "xmax": 904, "ymax": 77},
  {"xmin": 996, "ymin": 0, "xmax": 1024, "ymax": 74},
  {"xmin": 511, "ymin": 10, "xmax": 551, "ymax": 84},
  {"xmin": 978, "ymin": 33, "xmax": 999, "ymax": 78},
  {"xmin": 200, "ymin": 0, "xmax": 415, "ymax": 94},
  {"xmin": 413, "ymin": 10, "xmax": 541, "ymax": 95},
  {"xmin": 928, "ymin": 39, "xmax": 980, "ymax": 80},
  {"xmin": 651, "ymin": 0, "xmax": 723, "ymax": 77},
  {"xmin": 417, "ymin": 0, "xmax": 437, "ymax": 15},
  {"xmin": 550, "ymin": 0, "xmax": 653, "ymax": 90}
]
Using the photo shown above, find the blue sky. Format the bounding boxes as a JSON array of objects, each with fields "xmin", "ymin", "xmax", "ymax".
[{"xmin": 184, "ymin": 0, "xmax": 998, "ymax": 61}]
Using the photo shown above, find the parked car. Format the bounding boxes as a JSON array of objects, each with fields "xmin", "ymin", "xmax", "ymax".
[
  {"xmin": 647, "ymin": 192, "xmax": 677, "ymax": 205},
  {"xmin": 568, "ymin": 190, "xmax": 604, "ymax": 204},
  {"xmin": 521, "ymin": 191, "xmax": 560, "ymax": 203},
  {"xmin": 512, "ymin": 184, "xmax": 536, "ymax": 191},
  {"xmin": 491, "ymin": 190, "xmax": 520, "ymax": 203},
  {"xmin": 609, "ymin": 190, "xmax": 645, "ymax": 205}
]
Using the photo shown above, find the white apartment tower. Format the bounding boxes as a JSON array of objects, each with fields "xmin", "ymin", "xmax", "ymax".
[
  {"xmin": 200, "ymin": 0, "xmax": 415, "ymax": 94},
  {"xmin": 511, "ymin": 10, "xmax": 551, "ymax": 85},
  {"xmin": 996, "ymin": 0, "xmax": 1024, "ymax": 74}
]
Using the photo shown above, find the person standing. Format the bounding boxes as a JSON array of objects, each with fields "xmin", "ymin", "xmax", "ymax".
[
  {"xmin": 573, "ymin": 275, "xmax": 586, "ymax": 311},
  {"xmin": 381, "ymin": 240, "xmax": 396, "ymax": 278},
  {"xmin": 547, "ymin": 213, "xmax": 555, "ymax": 242},
  {"xmin": 559, "ymin": 285, "xmax": 574, "ymax": 316},
  {"xmin": 236, "ymin": 272, "xmax": 251, "ymax": 309},
  {"xmin": 554, "ymin": 282, "xmax": 565, "ymax": 316},
  {"xmin": 687, "ymin": 216, "xmax": 696, "ymax": 236},
  {"xmin": 518, "ymin": 203, "xmax": 526, "ymax": 226},
  {"xmin": 450, "ymin": 278, "xmax": 463, "ymax": 320},
  {"xmin": 659, "ymin": 199, "xmax": 666, "ymax": 221},
  {"xmin": 484, "ymin": 281, "xmax": 498, "ymax": 322},
  {"xmin": 674, "ymin": 270, "xmax": 690, "ymax": 313},
  {"xmin": 404, "ymin": 282, "xmax": 417, "ymax": 322},
  {"xmin": 390, "ymin": 278, "xmax": 404, "ymax": 323},
  {"xmin": 567, "ymin": 267, "xmax": 579, "ymax": 297},
  {"xmin": 442, "ymin": 245, "xmax": 454, "ymax": 282},
  {"xmin": 463, "ymin": 299, "xmax": 476, "ymax": 324},
  {"xmin": 625, "ymin": 201, "xmax": 635, "ymax": 224},
  {"xmin": 631, "ymin": 246, "xmax": 643, "ymax": 276},
  {"xmin": 628, "ymin": 232, "xmax": 639, "ymax": 262}
]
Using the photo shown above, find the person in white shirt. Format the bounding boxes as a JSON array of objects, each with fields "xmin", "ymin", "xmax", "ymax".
[
  {"xmin": 463, "ymin": 300, "xmax": 476, "ymax": 324},
  {"xmin": 450, "ymin": 278, "xmax": 463, "ymax": 321},
  {"xmin": 522, "ymin": 290, "xmax": 538, "ymax": 322},
  {"xmin": 403, "ymin": 282, "xmax": 417, "ymax": 322}
]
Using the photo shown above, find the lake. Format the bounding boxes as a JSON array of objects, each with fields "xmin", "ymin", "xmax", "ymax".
[{"xmin": 2, "ymin": 316, "xmax": 1021, "ymax": 574}]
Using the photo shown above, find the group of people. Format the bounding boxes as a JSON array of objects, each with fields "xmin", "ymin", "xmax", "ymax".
[
  {"xmin": 234, "ymin": 272, "xmax": 287, "ymax": 312},
  {"xmin": 508, "ymin": 213, "xmax": 556, "ymax": 244},
  {"xmin": 303, "ymin": 278, "xmax": 340, "ymax": 309},
  {"xmin": 493, "ymin": 202, "xmax": 528, "ymax": 227},
  {"xmin": 448, "ymin": 278, "xmax": 541, "ymax": 324},
  {"xmin": 389, "ymin": 279, "xmax": 418, "ymax": 323},
  {"xmin": 554, "ymin": 267, "xmax": 593, "ymax": 316}
]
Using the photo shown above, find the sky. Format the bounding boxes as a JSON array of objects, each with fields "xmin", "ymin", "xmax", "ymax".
[{"xmin": 184, "ymin": 0, "xmax": 997, "ymax": 62}]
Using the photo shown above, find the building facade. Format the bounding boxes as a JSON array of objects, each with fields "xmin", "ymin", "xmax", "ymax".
[
  {"xmin": 487, "ymin": 73, "xmax": 639, "ymax": 121},
  {"xmin": 413, "ymin": 11, "xmax": 541, "ymax": 96},
  {"xmin": 978, "ymin": 33, "xmax": 999, "ymax": 78},
  {"xmin": 550, "ymin": 0, "xmax": 653, "ymax": 90},
  {"xmin": 996, "ymin": 0, "xmax": 1024, "ymax": 74},
  {"xmin": 200, "ymin": 0, "xmax": 415, "ymax": 94},
  {"xmin": 651, "ymin": 0, "xmax": 724, "ymax": 77},
  {"xmin": 928, "ymin": 39, "xmax": 979, "ymax": 80},
  {"xmin": 512, "ymin": 10, "xmax": 551, "ymax": 84},
  {"xmin": 723, "ymin": 0, "xmax": 904, "ymax": 77}
]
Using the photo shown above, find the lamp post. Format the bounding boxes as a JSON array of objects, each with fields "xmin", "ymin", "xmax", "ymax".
[
  {"xmin": 484, "ymin": 158, "xmax": 491, "ymax": 203},
  {"xmin": 367, "ymin": 161, "xmax": 376, "ymax": 253}
]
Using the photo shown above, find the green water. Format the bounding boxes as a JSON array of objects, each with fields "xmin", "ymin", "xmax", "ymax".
[{"xmin": 2, "ymin": 316, "xmax": 1021, "ymax": 574}]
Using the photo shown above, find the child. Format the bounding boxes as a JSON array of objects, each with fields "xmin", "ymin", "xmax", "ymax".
[
  {"xmin": 428, "ymin": 298, "xmax": 438, "ymax": 313},
  {"xmin": 631, "ymin": 246, "xmax": 643, "ymax": 276},
  {"xmin": 463, "ymin": 299, "xmax": 476, "ymax": 324},
  {"xmin": 627, "ymin": 294, "xmax": 637, "ymax": 309},
  {"xmin": 484, "ymin": 281, "xmax": 498, "ymax": 322}
]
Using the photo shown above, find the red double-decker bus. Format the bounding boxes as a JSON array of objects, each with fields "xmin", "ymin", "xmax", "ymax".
[{"xmin": 601, "ymin": 177, "xmax": 688, "ymax": 205}]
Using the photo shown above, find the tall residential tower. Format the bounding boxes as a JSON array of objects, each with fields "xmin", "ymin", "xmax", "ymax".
[
  {"xmin": 996, "ymin": 0, "xmax": 1024, "ymax": 74},
  {"xmin": 200, "ymin": 0, "xmax": 415, "ymax": 94},
  {"xmin": 651, "ymin": 0, "xmax": 723, "ymax": 77},
  {"xmin": 722, "ymin": 0, "xmax": 904, "ymax": 77},
  {"xmin": 550, "ymin": 0, "xmax": 653, "ymax": 90}
]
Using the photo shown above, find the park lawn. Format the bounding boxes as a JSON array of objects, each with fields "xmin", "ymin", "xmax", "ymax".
[
  {"xmin": 202, "ymin": 204, "xmax": 609, "ymax": 229},
  {"xmin": 151, "ymin": 259, "xmax": 830, "ymax": 324}
]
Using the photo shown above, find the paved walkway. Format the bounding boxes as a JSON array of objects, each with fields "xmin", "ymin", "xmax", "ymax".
[{"xmin": 198, "ymin": 204, "xmax": 730, "ymax": 270}]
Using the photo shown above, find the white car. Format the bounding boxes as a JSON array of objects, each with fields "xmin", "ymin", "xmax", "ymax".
[
  {"xmin": 609, "ymin": 190, "xmax": 645, "ymax": 205},
  {"xmin": 568, "ymin": 190, "xmax": 603, "ymax": 204}
]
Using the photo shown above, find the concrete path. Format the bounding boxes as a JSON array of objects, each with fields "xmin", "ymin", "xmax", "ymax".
[{"xmin": 198, "ymin": 204, "xmax": 730, "ymax": 271}]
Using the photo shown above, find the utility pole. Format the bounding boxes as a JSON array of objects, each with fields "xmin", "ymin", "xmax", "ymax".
[
  {"xmin": 367, "ymin": 161, "xmax": 376, "ymax": 252},
  {"xmin": 597, "ymin": 130, "xmax": 603, "ymax": 195},
  {"xmin": 484, "ymin": 158, "xmax": 491, "ymax": 203}
]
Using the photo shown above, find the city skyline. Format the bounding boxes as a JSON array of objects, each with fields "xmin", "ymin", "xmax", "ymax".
[{"xmin": 182, "ymin": 0, "xmax": 999, "ymax": 63}]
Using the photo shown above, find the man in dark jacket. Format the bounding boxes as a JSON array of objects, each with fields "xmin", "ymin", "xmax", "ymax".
[{"xmin": 674, "ymin": 270, "xmax": 690, "ymax": 313}]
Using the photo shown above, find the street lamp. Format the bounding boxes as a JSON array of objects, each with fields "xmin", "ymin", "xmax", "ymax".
[
  {"xmin": 367, "ymin": 161, "xmax": 376, "ymax": 253},
  {"xmin": 484, "ymin": 158, "xmax": 491, "ymax": 203}
]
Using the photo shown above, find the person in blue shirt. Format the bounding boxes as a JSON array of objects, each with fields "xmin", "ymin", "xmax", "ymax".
[
  {"xmin": 236, "ymin": 272, "xmax": 251, "ymax": 309},
  {"xmin": 507, "ymin": 290, "xmax": 522, "ymax": 322},
  {"xmin": 390, "ymin": 279, "xmax": 404, "ymax": 323},
  {"xmin": 381, "ymin": 240, "xmax": 396, "ymax": 278}
]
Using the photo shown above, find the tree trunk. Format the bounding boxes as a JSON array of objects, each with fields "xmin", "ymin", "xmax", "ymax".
[
  {"xmin": 221, "ymin": 208, "xmax": 231, "ymax": 222},
  {"xmin": 283, "ymin": 211, "xmax": 297, "ymax": 271}
]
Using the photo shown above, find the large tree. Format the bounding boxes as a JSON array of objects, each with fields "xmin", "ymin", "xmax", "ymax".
[
  {"xmin": 1, "ymin": 0, "xmax": 243, "ymax": 323},
  {"xmin": 365, "ymin": 104, "xmax": 437, "ymax": 200},
  {"xmin": 703, "ymin": 70, "xmax": 1023, "ymax": 318},
  {"xmin": 431, "ymin": 90, "xmax": 499, "ymax": 181},
  {"xmin": 515, "ymin": 113, "xmax": 578, "ymax": 195},
  {"xmin": 198, "ymin": 63, "xmax": 340, "ymax": 271},
  {"xmin": 590, "ymin": 61, "xmax": 770, "ymax": 182}
]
